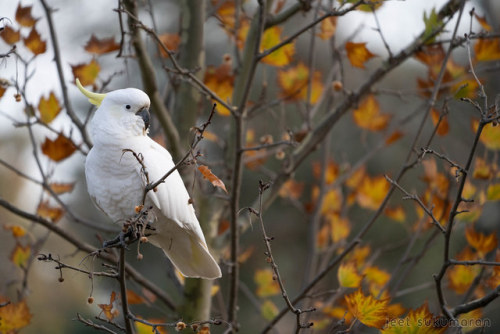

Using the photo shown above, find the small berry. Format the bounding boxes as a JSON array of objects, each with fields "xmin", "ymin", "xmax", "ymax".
[
  {"xmin": 58, "ymin": 277, "xmax": 64, "ymax": 283},
  {"xmin": 137, "ymin": 253, "xmax": 144, "ymax": 260},
  {"xmin": 87, "ymin": 296, "xmax": 94, "ymax": 304},
  {"xmin": 175, "ymin": 321, "xmax": 186, "ymax": 331},
  {"xmin": 332, "ymin": 80, "xmax": 343, "ymax": 92},
  {"xmin": 140, "ymin": 236, "xmax": 148, "ymax": 243},
  {"xmin": 275, "ymin": 150, "xmax": 285, "ymax": 160}
]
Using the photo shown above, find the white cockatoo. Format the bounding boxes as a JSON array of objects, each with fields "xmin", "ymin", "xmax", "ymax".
[{"xmin": 76, "ymin": 79, "xmax": 221, "ymax": 279}]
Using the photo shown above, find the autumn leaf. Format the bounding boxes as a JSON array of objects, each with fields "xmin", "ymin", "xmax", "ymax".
[
  {"xmin": 214, "ymin": 0, "xmax": 239, "ymax": 30},
  {"xmin": 98, "ymin": 291, "xmax": 119, "ymax": 321},
  {"xmin": 345, "ymin": 289, "xmax": 388, "ymax": 329},
  {"xmin": 84, "ymin": 34, "xmax": 120, "ymax": 55},
  {"xmin": 312, "ymin": 186, "xmax": 343, "ymax": 215},
  {"xmin": 260, "ymin": 26, "xmax": 295, "ymax": 66},
  {"xmin": 317, "ymin": 16, "xmax": 337, "ymax": 40},
  {"xmin": 0, "ymin": 25, "xmax": 21, "ymax": 44},
  {"xmin": 49, "ymin": 182, "xmax": 75, "ymax": 195},
  {"xmin": 38, "ymin": 92, "xmax": 62, "ymax": 124},
  {"xmin": 338, "ymin": 262, "xmax": 362, "ymax": 288},
  {"xmin": 15, "ymin": 3, "xmax": 38, "ymax": 27},
  {"xmin": 126, "ymin": 290, "xmax": 146, "ymax": 305},
  {"xmin": 348, "ymin": 0, "xmax": 383, "ymax": 12},
  {"xmin": 23, "ymin": 27, "xmax": 47, "ymax": 55},
  {"xmin": 41, "ymin": 133, "xmax": 77, "ymax": 162},
  {"xmin": 237, "ymin": 245, "xmax": 254, "ymax": 263},
  {"xmin": 422, "ymin": 158, "xmax": 449, "ymax": 199},
  {"xmin": 356, "ymin": 175, "xmax": 389, "ymax": 210},
  {"xmin": 312, "ymin": 159, "xmax": 339, "ymax": 184},
  {"xmin": 0, "ymin": 85, "xmax": 6, "ymax": 100},
  {"xmin": 348, "ymin": 245, "xmax": 371, "ymax": 268},
  {"xmin": 277, "ymin": 62, "xmax": 323, "ymax": 104},
  {"xmin": 465, "ymin": 225, "xmax": 498, "ymax": 256},
  {"xmin": 452, "ymin": 78, "xmax": 478, "ymax": 99},
  {"xmin": 254, "ymin": 268, "xmax": 279, "ymax": 297},
  {"xmin": 363, "ymin": 266, "xmax": 391, "ymax": 296},
  {"xmin": 382, "ymin": 302, "xmax": 446, "ymax": 333},
  {"xmin": 345, "ymin": 42, "xmax": 376, "ymax": 68},
  {"xmin": 431, "ymin": 108, "xmax": 449, "ymax": 136},
  {"xmin": 474, "ymin": 38, "xmax": 500, "ymax": 62},
  {"xmin": 486, "ymin": 183, "xmax": 500, "ymax": 201},
  {"xmin": 203, "ymin": 54, "xmax": 234, "ymax": 115},
  {"xmin": 328, "ymin": 214, "xmax": 351, "ymax": 242},
  {"xmin": 384, "ymin": 206, "xmax": 406, "ymax": 223},
  {"xmin": 0, "ymin": 298, "xmax": 32, "ymax": 333},
  {"xmin": 4, "ymin": 225, "xmax": 27, "ymax": 238},
  {"xmin": 157, "ymin": 33, "xmax": 180, "ymax": 57},
  {"xmin": 261, "ymin": 300, "xmax": 279, "ymax": 320},
  {"xmin": 37, "ymin": 200, "xmax": 64, "ymax": 223},
  {"xmin": 353, "ymin": 95, "xmax": 391, "ymax": 131},
  {"xmin": 198, "ymin": 165, "xmax": 228, "ymax": 193},
  {"xmin": 10, "ymin": 244, "xmax": 31, "ymax": 268},
  {"xmin": 278, "ymin": 179, "xmax": 304, "ymax": 200},
  {"xmin": 71, "ymin": 59, "xmax": 100, "ymax": 86},
  {"xmin": 135, "ymin": 318, "xmax": 167, "ymax": 334},
  {"xmin": 448, "ymin": 247, "xmax": 480, "ymax": 294},
  {"xmin": 472, "ymin": 119, "xmax": 500, "ymax": 150},
  {"xmin": 475, "ymin": 14, "xmax": 492, "ymax": 32}
]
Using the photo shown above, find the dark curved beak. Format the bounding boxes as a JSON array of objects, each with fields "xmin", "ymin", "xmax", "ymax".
[{"xmin": 136, "ymin": 108, "xmax": 150, "ymax": 130}]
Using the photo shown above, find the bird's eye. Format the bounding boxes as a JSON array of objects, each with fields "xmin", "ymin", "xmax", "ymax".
[{"xmin": 125, "ymin": 104, "xmax": 131, "ymax": 110}]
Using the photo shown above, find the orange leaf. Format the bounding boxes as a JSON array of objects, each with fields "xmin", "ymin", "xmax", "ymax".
[
  {"xmin": 465, "ymin": 225, "xmax": 498, "ymax": 256},
  {"xmin": 431, "ymin": 108, "xmax": 449, "ymax": 136},
  {"xmin": 278, "ymin": 179, "xmax": 304, "ymax": 200},
  {"xmin": 384, "ymin": 206, "xmax": 406, "ymax": 223},
  {"xmin": 312, "ymin": 159, "xmax": 339, "ymax": 184},
  {"xmin": 198, "ymin": 165, "xmax": 228, "ymax": 193},
  {"xmin": 238, "ymin": 245, "xmax": 255, "ymax": 263},
  {"xmin": 157, "ymin": 33, "xmax": 180, "ymax": 57},
  {"xmin": 474, "ymin": 38, "xmax": 500, "ymax": 62},
  {"xmin": 0, "ymin": 298, "xmax": 32, "ymax": 333},
  {"xmin": 98, "ymin": 291, "xmax": 119, "ymax": 321},
  {"xmin": 3, "ymin": 225, "xmax": 27, "ymax": 238},
  {"xmin": 448, "ymin": 247, "xmax": 480, "ymax": 294},
  {"xmin": 254, "ymin": 268, "xmax": 279, "ymax": 297},
  {"xmin": 328, "ymin": 214, "xmax": 351, "ymax": 242},
  {"xmin": 126, "ymin": 290, "xmax": 146, "ymax": 305},
  {"xmin": 338, "ymin": 262, "xmax": 362, "ymax": 288},
  {"xmin": 317, "ymin": 16, "xmax": 337, "ymax": 40},
  {"xmin": 277, "ymin": 63, "xmax": 323, "ymax": 104},
  {"xmin": 41, "ymin": 133, "xmax": 76, "ymax": 162},
  {"xmin": 345, "ymin": 42, "xmax": 376, "ymax": 68},
  {"xmin": 260, "ymin": 26, "xmax": 295, "ymax": 66},
  {"xmin": 363, "ymin": 266, "xmax": 391, "ymax": 293},
  {"xmin": 84, "ymin": 34, "xmax": 120, "ymax": 55},
  {"xmin": 38, "ymin": 92, "xmax": 62, "ymax": 124},
  {"xmin": 353, "ymin": 95, "xmax": 390, "ymax": 131},
  {"xmin": 385, "ymin": 131, "xmax": 404, "ymax": 145},
  {"xmin": 356, "ymin": 175, "xmax": 389, "ymax": 210},
  {"xmin": 37, "ymin": 200, "xmax": 64, "ymax": 223},
  {"xmin": 10, "ymin": 244, "xmax": 31, "ymax": 268},
  {"xmin": 345, "ymin": 289, "xmax": 388, "ymax": 329},
  {"xmin": 71, "ymin": 59, "xmax": 100, "ymax": 86},
  {"xmin": 475, "ymin": 14, "xmax": 492, "ymax": 32},
  {"xmin": 49, "ymin": 182, "xmax": 75, "ymax": 195},
  {"xmin": 203, "ymin": 54, "xmax": 234, "ymax": 115},
  {"xmin": 382, "ymin": 302, "xmax": 446, "ymax": 333},
  {"xmin": 15, "ymin": 3, "xmax": 38, "ymax": 27},
  {"xmin": 0, "ymin": 25, "xmax": 21, "ymax": 44},
  {"xmin": 214, "ymin": 0, "xmax": 238, "ymax": 30},
  {"xmin": 472, "ymin": 119, "xmax": 500, "ymax": 150},
  {"xmin": 23, "ymin": 27, "xmax": 47, "ymax": 55},
  {"xmin": 422, "ymin": 158, "xmax": 449, "ymax": 199}
]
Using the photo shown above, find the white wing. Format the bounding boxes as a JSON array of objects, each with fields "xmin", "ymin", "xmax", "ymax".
[{"xmin": 128, "ymin": 137, "xmax": 221, "ymax": 279}]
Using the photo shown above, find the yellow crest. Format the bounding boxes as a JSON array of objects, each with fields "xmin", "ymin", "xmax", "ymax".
[{"xmin": 75, "ymin": 78, "xmax": 106, "ymax": 106}]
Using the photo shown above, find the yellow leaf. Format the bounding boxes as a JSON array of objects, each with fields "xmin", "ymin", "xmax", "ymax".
[
  {"xmin": 384, "ymin": 206, "xmax": 406, "ymax": 223},
  {"xmin": 472, "ymin": 119, "xmax": 500, "ymax": 150},
  {"xmin": 345, "ymin": 42, "xmax": 376, "ymax": 68},
  {"xmin": 0, "ymin": 298, "xmax": 32, "ymax": 332},
  {"xmin": 198, "ymin": 165, "xmax": 228, "ymax": 193},
  {"xmin": 328, "ymin": 214, "xmax": 351, "ymax": 242},
  {"xmin": 84, "ymin": 34, "xmax": 120, "ymax": 55},
  {"xmin": 10, "ymin": 244, "xmax": 31, "ymax": 268},
  {"xmin": 452, "ymin": 78, "xmax": 478, "ymax": 99},
  {"xmin": 260, "ymin": 26, "xmax": 295, "ymax": 66},
  {"xmin": 277, "ymin": 63, "xmax": 323, "ymax": 104},
  {"xmin": 345, "ymin": 289, "xmax": 388, "ymax": 329},
  {"xmin": 363, "ymin": 266, "xmax": 390, "ymax": 288},
  {"xmin": 312, "ymin": 160, "xmax": 339, "ymax": 184},
  {"xmin": 486, "ymin": 183, "xmax": 500, "ymax": 201},
  {"xmin": 15, "ymin": 3, "xmax": 38, "ymax": 27},
  {"xmin": 474, "ymin": 38, "xmax": 500, "ymax": 61},
  {"xmin": 23, "ymin": 27, "xmax": 47, "ymax": 55},
  {"xmin": 338, "ymin": 262, "xmax": 362, "ymax": 288},
  {"xmin": 254, "ymin": 269, "xmax": 280, "ymax": 297},
  {"xmin": 353, "ymin": 95, "xmax": 391, "ymax": 131},
  {"xmin": 473, "ymin": 158, "xmax": 495, "ymax": 180},
  {"xmin": 465, "ymin": 225, "xmax": 498, "ymax": 256},
  {"xmin": 135, "ymin": 318, "xmax": 167, "ymax": 334},
  {"xmin": 38, "ymin": 92, "xmax": 62, "ymax": 124},
  {"xmin": 348, "ymin": 245, "xmax": 371, "ymax": 268},
  {"xmin": 1, "ymin": 25, "xmax": 21, "ymax": 45},
  {"xmin": 37, "ymin": 200, "xmax": 64, "ymax": 223},
  {"xmin": 203, "ymin": 54, "xmax": 234, "ymax": 115},
  {"xmin": 3, "ymin": 225, "xmax": 27, "ymax": 238},
  {"xmin": 317, "ymin": 187, "xmax": 343, "ymax": 215},
  {"xmin": 448, "ymin": 247, "xmax": 480, "ymax": 294},
  {"xmin": 317, "ymin": 16, "xmax": 337, "ymax": 40},
  {"xmin": 71, "ymin": 59, "xmax": 100, "ymax": 86},
  {"xmin": 382, "ymin": 302, "xmax": 446, "ymax": 333},
  {"xmin": 261, "ymin": 300, "xmax": 279, "ymax": 320},
  {"xmin": 41, "ymin": 133, "xmax": 77, "ymax": 162},
  {"xmin": 356, "ymin": 175, "xmax": 389, "ymax": 210}
]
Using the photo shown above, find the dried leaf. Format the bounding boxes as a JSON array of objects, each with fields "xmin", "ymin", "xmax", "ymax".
[
  {"xmin": 237, "ymin": 245, "xmax": 254, "ymax": 263},
  {"xmin": 312, "ymin": 159, "xmax": 339, "ymax": 184},
  {"xmin": 71, "ymin": 59, "xmax": 100, "ymax": 86},
  {"xmin": 254, "ymin": 268, "xmax": 280, "ymax": 297},
  {"xmin": 157, "ymin": 33, "xmax": 180, "ymax": 58},
  {"xmin": 465, "ymin": 225, "xmax": 498, "ymax": 256},
  {"xmin": 41, "ymin": 134, "xmax": 76, "ymax": 162},
  {"xmin": 472, "ymin": 119, "xmax": 500, "ymax": 150},
  {"xmin": 338, "ymin": 262, "xmax": 362, "ymax": 288},
  {"xmin": 277, "ymin": 63, "xmax": 323, "ymax": 104},
  {"xmin": 431, "ymin": 108, "xmax": 449, "ymax": 136},
  {"xmin": 203, "ymin": 55, "xmax": 234, "ymax": 115},
  {"xmin": 448, "ymin": 247, "xmax": 480, "ymax": 294},
  {"xmin": 317, "ymin": 16, "xmax": 337, "ymax": 40},
  {"xmin": 15, "ymin": 3, "xmax": 38, "ymax": 27},
  {"xmin": 260, "ymin": 26, "xmax": 295, "ymax": 67},
  {"xmin": 10, "ymin": 244, "xmax": 31, "ymax": 268},
  {"xmin": 84, "ymin": 34, "xmax": 120, "ymax": 55},
  {"xmin": 345, "ymin": 42, "xmax": 376, "ymax": 68},
  {"xmin": 23, "ymin": 27, "xmax": 46, "ymax": 55},
  {"xmin": 278, "ymin": 179, "xmax": 304, "ymax": 200},
  {"xmin": 474, "ymin": 14, "xmax": 492, "ymax": 32},
  {"xmin": 38, "ymin": 92, "xmax": 62, "ymax": 124},
  {"xmin": 98, "ymin": 291, "xmax": 119, "ymax": 321},
  {"xmin": 3, "ymin": 225, "xmax": 27, "ymax": 238},
  {"xmin": 353, "ymin": 95, "xmax": 391, "ymax": 131},
  {"xmin": 49, "ymin": 182, "xmax": 75, "ymax": 195},
  {"xmin": 475, "ymin": 38, "xmax": 500, "ymax": 61},
  {"xmin": 345, "ymin": 289, "xmax": 388, "ymax": 329},
  {"xmin": 37, "ymin": 200, "xmax": 64, "ymax": 223},
  {"xmin": 356, "ymin": 175, "xmax": 390, "ymax": 210},
  {"xmin": 1, "ymin": 25, "xmax": 21, "ymax": 44},
  {"xmin": 382, "ymin": 302, "xmax": 446, "ymax": 333},
  {"xmin": 384, "ymin": 206, "xmax": 406, "ymax": 223},
  {"xmin": 327, "ymin": 213, "xmax": 351, "ymax": 242},
  {"xmin": 126, "ymin": 290, "xmax": 146, "ymax": 305},
  {"xmin": 198, "ymin": 165, "xmax": 228, "ymax": 193},
  {"xmin": 0, "ymin": 298, "xmax": 32, "ymax": 333}
]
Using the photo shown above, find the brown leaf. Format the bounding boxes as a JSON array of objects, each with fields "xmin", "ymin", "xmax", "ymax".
[
  {"xmin": 198, "ymin": 165, "xmax": 228, "ymax": 193},
  {"xmin": 345, "ymin": 42, "xmax": 376, "ymax": 68},
  {"xmin": 157, "ymin": 33, "xmax": 180, "ymax": 57},
  {"xmin": 204, "ymin": 54, "xmax": 234, "ymax": 115},
  {"xmin": 49, "ymin": 182, "xmax": 75, "ymax": 195},
  {"xmin": 37, "ymin": 200, "xmax": 64, "ymax": 222},
  {"xmin": 23, "ymin": 27, "xmax": 47, "ymax": 55},
  {"xmin": 38, "ymin": 92, "xmax": 62, "ymax": 124},
  {"xmin": 474, "ymin": 38, "xmax": 500, "ymax": 62},
  {"xmin": 126, "ymin": 290, "xmax": 146, "ymax": 305},
  {"xmin": 431, "ymin": 108, "xmax": 449, "ymax": 136},
  {"xmin": 71, "ymin": 59, "xmax": 100, "ymax": 86},
  {"xmin": 41, "ymin": 133, "xmax": 77, "ymax": 162},
  {"xmin": 98, "ymin": 291, "xmax": 119, "ymax": 321},
  {"xmin": 0, "ymin": 298, "xmax": 32, "ymax": 332},
  {"xmin": 1, "ymin": 25, "xmax": 21, "ymax": 44},
  {"xmin": 474, "ymin": 13, "xmax": 492, "ymax": 32},
  {"xmin": 84, "ymin": 34, "xmax": 120, "ymax": 55},
  {"xmin": 15, "ymin": 3, "xmax": 38, "ymax": 27}
]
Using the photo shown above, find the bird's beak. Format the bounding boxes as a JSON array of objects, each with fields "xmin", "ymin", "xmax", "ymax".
[{"xmin": 136, "ymin": 108, "xmax": 150, "ymax": 130}]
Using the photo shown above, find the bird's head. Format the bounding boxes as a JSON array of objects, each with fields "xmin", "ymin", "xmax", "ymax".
[{"xmin": 76, "ymin": 79, "xmax": 151, "ymax": 138}]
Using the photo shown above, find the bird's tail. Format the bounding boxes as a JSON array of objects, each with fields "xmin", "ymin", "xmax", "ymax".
[{"xmin": 148, "ymin": 222, "xmax": 221, "ymax": 279}]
